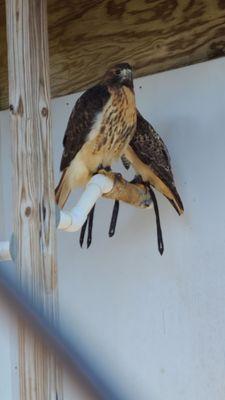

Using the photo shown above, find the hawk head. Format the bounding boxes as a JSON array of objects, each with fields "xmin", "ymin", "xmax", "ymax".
[{"xmin": 103, "ymin": 63, "xmax": 133, "ymax": 89}]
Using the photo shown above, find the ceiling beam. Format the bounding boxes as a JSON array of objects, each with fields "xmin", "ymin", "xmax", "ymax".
[{"xmin": 1, "ymin": 0, "xmax": 225, "ymax": 110}]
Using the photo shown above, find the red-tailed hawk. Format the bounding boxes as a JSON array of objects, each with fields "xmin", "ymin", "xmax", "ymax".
[
  {"xmin": 55, "ymin": 63, "xmax": 137, "ymax": 208},
  {"xmin": 108, "ymin": 111, "xmax": 184, "ymax": 254},
  {"xmin": 122, "ymin": 110, "xmax": 184, "ymax": 215}
]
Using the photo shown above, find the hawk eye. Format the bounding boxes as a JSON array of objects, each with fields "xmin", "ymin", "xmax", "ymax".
[{"xmin": 115, "ymin": 69, "xmax": 121, "ymax": 75}]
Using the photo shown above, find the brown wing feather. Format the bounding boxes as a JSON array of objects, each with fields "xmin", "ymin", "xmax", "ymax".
[
  {"xmin": 60, "ymin": 84, "xmax": 110, "ymax": 171},
  {"xmin": 127, "ymin": 110, "xmax": 184, "ymax": 215}
]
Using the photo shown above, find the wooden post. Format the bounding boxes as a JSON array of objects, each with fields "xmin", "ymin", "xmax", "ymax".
[{"xmin": 5, "ymin": 1, "xmax": 63, "ymax": 399}]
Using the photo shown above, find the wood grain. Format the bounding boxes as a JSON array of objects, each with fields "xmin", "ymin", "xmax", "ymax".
[
  {"xmin": 102, "ymin": 171, "xmax": 152, "ymax": 208},
  {"xmin": 5, "ymin": 0, "xmax": 63, "ymax": 399},
  {"xmin": 1, "ymin": 0, "xmax": 225, "ymax": 110}
]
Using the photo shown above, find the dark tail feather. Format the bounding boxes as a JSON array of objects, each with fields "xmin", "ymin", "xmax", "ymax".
[
  {"xmin": 147, "ymin": 184, "xmax": 164, "ymax": 255},
  {"xmin": 109, "ymin": 200, "xmax": 120, "ymax": 237},
  {"xmin": 163, "ymin": 179, "xmax": 184, "ymax": 215},
  {"xmin": 168, "ymin": 198, "xmax": 182, "ymax": 216},
  {"xmin": 169, "ymin": 186, "xmax": 184, "ymax": 216}
]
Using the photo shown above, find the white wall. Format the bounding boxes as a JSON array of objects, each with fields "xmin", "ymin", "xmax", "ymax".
[{"xmin": 1, "ymin": 57, "xmax": 225, "ymax": 399}]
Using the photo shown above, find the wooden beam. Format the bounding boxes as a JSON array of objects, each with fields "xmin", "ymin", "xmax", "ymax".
[
  {"xmin": 1, "ymin": 0, "xmax": 225, "ymax": 110},
  {"xmin": 5, "ymin": 1, "xmax": 63, "ymax": 399}
]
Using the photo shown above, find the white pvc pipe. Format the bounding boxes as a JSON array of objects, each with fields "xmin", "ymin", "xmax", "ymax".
[
  {"xmin": 57, "ymin": 174, "xmax": 114, "ymax": 232},
  {"xmin": 0, "ymin": 241, "xmax": 11, "ymax": 261},
  {"xmin": 0, "ymin": 174, "xmax": 114, "ymax": 261}
]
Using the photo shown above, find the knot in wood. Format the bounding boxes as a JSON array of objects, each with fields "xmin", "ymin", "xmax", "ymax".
[
  {"xmin": 9, "ymin": 104, "xmax": 14, "ymax": 114},
  {"xmin": 41, "ymin": 107, "xmax": 48, "ymax": 117},
  {"xmin": 25, "ymin": 206, "xmax": 32, "ymax": 217}
]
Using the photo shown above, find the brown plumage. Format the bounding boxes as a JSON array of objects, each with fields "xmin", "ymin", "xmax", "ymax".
[
  {"xmin": 122, "ymin": 110, "xmax": 184, "ymax": 215},
  {"xmin": 55, "ymin": 63, "xmax": 137, "ymax": 208},
  {"xmin": 107, "ymin": 111, "xmax": 184, "ymax": 253}
]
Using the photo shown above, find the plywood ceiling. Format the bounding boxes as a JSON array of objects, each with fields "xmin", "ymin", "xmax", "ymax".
[{"xmin": 1, "ymin": 0, "xmax": 225, "ymax": 110}]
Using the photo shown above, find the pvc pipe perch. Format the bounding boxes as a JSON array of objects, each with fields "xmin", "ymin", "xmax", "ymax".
[
  {"xmin": 57, "ymin": 174, "xmax": 114, "ymax": 232},
  {"xmin": 0, "ymin": 174, "xmax": 152, "ymax": 261},
  {"xmin": 0, "ymin": 174, "xmax": 114, "ymax": 261}
]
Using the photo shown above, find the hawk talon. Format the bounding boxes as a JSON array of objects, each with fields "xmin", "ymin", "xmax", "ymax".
[
  {"xmin": 141, "ymin": 196, "xmax": 152, "ymax": 208},
  {"xmin": 114, "ymin": 172, "xmax": 123, "ymax": 182}
]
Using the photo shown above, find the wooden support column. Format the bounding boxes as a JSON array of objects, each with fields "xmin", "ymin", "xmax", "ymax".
[{"xmin": 5, "ymin": 1, "xmax": 63, "ymax": 399}]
